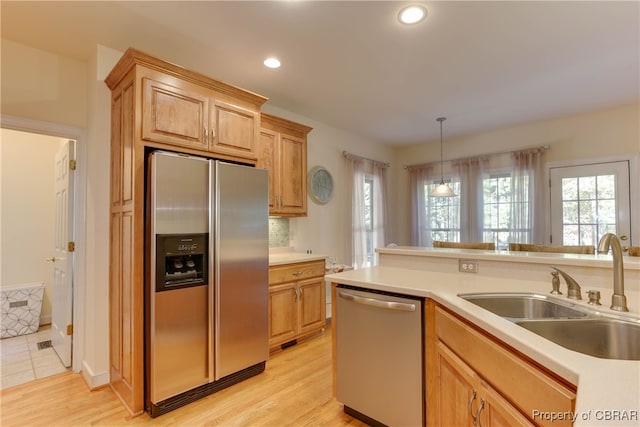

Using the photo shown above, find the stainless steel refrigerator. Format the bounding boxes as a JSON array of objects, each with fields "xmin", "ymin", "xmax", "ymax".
[{"xmin": 146, "ymin": 150, "xmax": 268, "ymax": 416}]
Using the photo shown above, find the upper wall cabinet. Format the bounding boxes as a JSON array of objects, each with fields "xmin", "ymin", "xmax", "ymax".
[
  {"xmin": 257, "ymin": 113, "xmax": 312, "ymax": 217},
  {"xmin": 110, "ymin": 49, "xmax": 267, "ymax": 164}
]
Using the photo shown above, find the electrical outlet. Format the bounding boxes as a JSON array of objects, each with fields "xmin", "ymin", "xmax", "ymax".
[{"xmin": 458, "ymin": 259, "xmax": 479, "ymax": 273}]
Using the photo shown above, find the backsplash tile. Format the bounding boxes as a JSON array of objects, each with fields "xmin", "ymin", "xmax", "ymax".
[{"xmin": 269, "ymin": 218, "xmax": 290, "ymax": 248}]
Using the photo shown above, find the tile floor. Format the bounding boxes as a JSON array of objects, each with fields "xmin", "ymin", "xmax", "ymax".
[{"xmin": 0, "ymin": 325, "xmax": 68, "ymax": 390}]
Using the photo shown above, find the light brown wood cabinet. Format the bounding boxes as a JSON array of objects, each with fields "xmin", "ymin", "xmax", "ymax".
[
  {"xmin": 268, "ymin": 260, "xmax": 326, "ymax": 350},
  {"xmin": 104, "ymin": 48, "xmax": 267, "ymax": 415},
  {"xmin": 427, "ymin": 302, "xmax": 576, "ymax": 427},
  {"xmin": 257, "ymin": 113, "xmax": 312, "ymax": 216},
  {"xmin": 142, "ymin": 73, "xmax": 260, "ymax": 162}
]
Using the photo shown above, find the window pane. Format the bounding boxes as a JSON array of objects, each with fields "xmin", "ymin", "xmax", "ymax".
[
  {"xmin": 597, "ymin": 175, "xmax": 616, "ymax": 199},
  {"xmin": 598, "ymin": 200, "xmax": 616, "ymax": 223},
  {"xmin": 563, "ymin": 225, "xmax": 579, "ymax": 245},
  {"xmin": 562, "ymin": 178, "xmax": 577, "ymax": 200},
  {"xmin": 580, "ymin": 225, "xmax": 595, "ymax": 246},
  {"xmin": 563, "ymin": 201, "xmax": 578, "ymax": 223},
  {"xmin": 579, "ymin": 200, "xmax": 596, "ymax": 223},
  {"xmin": 578, "ymin": 176, "xmax": 596, "ymax": 199}
]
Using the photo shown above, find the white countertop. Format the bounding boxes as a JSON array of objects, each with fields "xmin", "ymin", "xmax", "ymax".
[
  {"xmin": 325, "ymin": 266, "xmax": 640, "ymax": 427},
  {"xmin": 268, "ymin": 250, "xmax": 327, "ymax": 266},
  {"xmin": 377, "ymin": 246, "xmax": 640, "ymax": 271}
]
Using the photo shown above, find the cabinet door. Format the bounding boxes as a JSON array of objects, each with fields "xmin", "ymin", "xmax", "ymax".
[
  {"xmin": 297, "ymin": 278, "xmax": 325, "ymax": 335},
  {"xmin": 436, "ymin": 341, "xmax": 477, "ymax": 427},
  {"xmin": 257, "ymin": 129, "xmax": 278, "ymax": 212},
  {"xmin": 279, "ymin": 135, "xmax": 307, "ymax": 215},
  {"xmin": 268, "ymin": 283, "xmax": 298, "ymax": 348},
  {"xmin": 210, "ymin": 101, "xmax": 257, "ymax": 161},
  {"xmin": 142, "ymin": 78, "xmax": 209, "ymax": 149},
  {"xmin": 481, "ymin": 383, "xmax": 535, "ymax": 427}
]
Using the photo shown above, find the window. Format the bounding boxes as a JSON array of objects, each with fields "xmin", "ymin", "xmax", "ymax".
[
  {"xmin": 424, "ymin": 179, "xmax": 460, "ymax": 242},
  {"xmin": 482, "ymin": 173, "xmax": 530, "ymax": 249},
  {"xmin": 412, "ymin": 147, "xmax": 545, "ymax": 248}
]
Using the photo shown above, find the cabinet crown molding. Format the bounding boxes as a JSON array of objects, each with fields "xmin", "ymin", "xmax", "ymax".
[
  {"xmin": 104, "ymin": 47, "xmax": 268, "ymax": 107},
  {"xmin": 261, "ymin": 113, "xmax": 313, "ymax": 137}
]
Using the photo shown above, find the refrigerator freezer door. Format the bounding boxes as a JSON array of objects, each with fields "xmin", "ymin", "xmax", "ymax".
[
  {"xmin": 212, "ymin": 161, "xmax": 269, "ymax": 380},
  {"xmin": 149, "ymin": 152, "xmax": 210, "ymax": 403}
]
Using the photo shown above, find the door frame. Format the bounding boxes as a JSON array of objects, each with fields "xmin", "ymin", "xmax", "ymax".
[
  {"xmin": 545, "ymin": 153, "xmax": 639, "ymax": 247},
  {"xmin": 1, "ymin": 114, "xmax": 85, "ymax": 373}
]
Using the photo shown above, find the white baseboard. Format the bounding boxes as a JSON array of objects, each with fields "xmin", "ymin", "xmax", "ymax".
[{"xmin": 81, "ymin": 361, "xmax": 110, "ymax": 390}]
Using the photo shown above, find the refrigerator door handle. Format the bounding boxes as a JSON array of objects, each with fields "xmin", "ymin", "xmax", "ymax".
[
  {"xmin": 338, "ymin": 291, "xmax": 417, "ymax": 312},
  {"xmin": 208, "ymin": 160, "xmax": 215, "ymax": 383}
]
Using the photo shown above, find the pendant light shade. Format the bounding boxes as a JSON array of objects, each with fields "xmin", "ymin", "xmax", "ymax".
[{"xmin": 430, "ymin": 117, "xmax": 456, "ymax": 197}]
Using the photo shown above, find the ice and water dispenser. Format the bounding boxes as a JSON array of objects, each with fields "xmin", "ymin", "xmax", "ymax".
[{"xmin": 155, "ymin": 233, "xmax": 208, "ymax": 292}]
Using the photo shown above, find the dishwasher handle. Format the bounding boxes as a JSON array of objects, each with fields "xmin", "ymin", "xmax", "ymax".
[{"xmin": 338, "ymin": 290, "xmax": 416, "ymax": 312}]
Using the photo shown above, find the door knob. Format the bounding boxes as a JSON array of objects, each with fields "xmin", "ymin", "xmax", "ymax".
[{"xmin": 46, "ymin": 257, "xmax": 57, "ymax": 262}]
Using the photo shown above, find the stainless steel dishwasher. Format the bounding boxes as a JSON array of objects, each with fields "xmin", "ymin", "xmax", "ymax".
[{"xmin": 336, "ymin": 284, "xmax": 424, "ymax": 427}]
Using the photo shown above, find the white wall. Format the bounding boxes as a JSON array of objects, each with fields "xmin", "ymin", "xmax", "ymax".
[
  {"xmin": 261, "ymin": 104, "xmax": 395, "ymax": 266},
  {"xmin": 391, "ymin": 104, "xmax": 640, "ymax": 245},
  {"xmin": 0, "ymin": 128, "xmax": 65, "ymax": 323},
  {"xmin": 1, "ymin": 39, "xmax": 88, "ymax": 129}
]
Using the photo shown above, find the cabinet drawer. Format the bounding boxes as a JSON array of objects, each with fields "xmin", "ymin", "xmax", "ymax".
[
  {"xmin": 435, "ymin": 306, "xmax": 576, "ymax": 425},
  {"xmin": 269, "ymin": 261, "xmax": 325, "ymax": 285}
]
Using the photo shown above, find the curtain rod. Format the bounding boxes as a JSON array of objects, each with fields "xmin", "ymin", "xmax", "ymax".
[
  {"xmin": 343, "ymin": 150, "xmax": 391, "ymax": 167},
  {"xmin": 403, "ymin": 144, "xmax": 550, "ymax": 169}
]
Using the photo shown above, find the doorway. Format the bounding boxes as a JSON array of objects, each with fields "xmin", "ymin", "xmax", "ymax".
[
  {"xmin": 549, "ymin": 159, "xmax": 632, "ymax": 247},
  {"xmin": 1, "ymin": 116, "xmax": 85, "ymax": 388}
]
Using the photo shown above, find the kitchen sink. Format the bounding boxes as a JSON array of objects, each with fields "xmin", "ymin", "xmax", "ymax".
[
  {"xmin": 459, "ymin": 293, "xmax": 588, "ymax": 319},
  {"xmin": 516, "ymin": 318, "xmax": 640, "ymax": 361},
  {"xmin": 458, "ymin": 292, "xmax": 640, "ymax": 360}
]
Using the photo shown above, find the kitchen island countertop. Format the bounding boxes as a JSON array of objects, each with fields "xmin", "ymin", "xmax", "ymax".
[{"xmin": 326, "ymin": 266, "xmax": 640, "ymax": 427}]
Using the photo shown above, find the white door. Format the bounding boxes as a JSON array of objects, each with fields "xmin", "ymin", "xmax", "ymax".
[
  {"xmin": 51, "ymin": 140, "xmax": 75, "ymax": 367},
  {"xmin": 550, "ymin": 161, "xmax": 631, "ymax": 247}
]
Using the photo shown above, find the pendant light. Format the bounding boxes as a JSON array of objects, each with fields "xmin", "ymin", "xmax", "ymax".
[{"xmin": 430, "ymin": 117, "xmax": 457, "ymax": 197}]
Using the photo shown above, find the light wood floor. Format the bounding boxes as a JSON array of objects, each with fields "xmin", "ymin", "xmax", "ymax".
[{"xmin": 1, "ymin": 328, "xmax": 366, "ymax": 427}]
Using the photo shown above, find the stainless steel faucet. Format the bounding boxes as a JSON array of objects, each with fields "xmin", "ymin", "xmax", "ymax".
[
  {"xmin": 550, "ymin": 267, "xmax": 582, "ymax": 300},
  {"xmin": 597, "ymin": 233, "xmax": 629, "ymax": 312}
]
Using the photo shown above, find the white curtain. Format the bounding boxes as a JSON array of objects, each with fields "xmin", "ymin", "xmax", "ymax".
[
  {"xmin": 345, "ymin": 155, "xmax": 368, "ymax": 269},
  {"xmin": 453, "ymin": 157, "xmax": 488, "ymax": 242},
  {"xmin": 408, "ymin": 164, "xmax": 436, "ymax": 246},
  {"xmin": 511, "ymin": 147, "xmax": 546, "ymax": 244},
  {"xmin": 371, "ymin": 161, "xmax": 389, "ymax": 265},
  {"xmin": 345, "ymin": 153, "xmax": 389, "ymax": 268}
]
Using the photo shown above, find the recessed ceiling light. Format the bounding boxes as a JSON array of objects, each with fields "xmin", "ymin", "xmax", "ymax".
[
  {"xmin": 263, "ymin": 57, "xmax": 281, "ymax": 69},
  {"xmin": 398, "ymin": 5, "xmax": 427, "ymax": 25}
]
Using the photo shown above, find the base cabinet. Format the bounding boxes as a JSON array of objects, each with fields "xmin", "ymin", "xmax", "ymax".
[
  {"xmin": 436, "ymin": 341, "xmax": 534, "ymax": 427},
  {"xmin": 268, "ymin": 260, "xmax": 325, "ymax": 350},
  {"xmin": 428, "ymin": 303, "xmax": 576, "ymax": 427}
]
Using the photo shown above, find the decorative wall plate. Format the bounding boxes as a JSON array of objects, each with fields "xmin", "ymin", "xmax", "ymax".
[{"xmin": 308, "ymin": 166, "xmax": 334, "ymax": 205}]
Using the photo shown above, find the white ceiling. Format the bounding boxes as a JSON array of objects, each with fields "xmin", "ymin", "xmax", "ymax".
[{"xmin": 2, "ymin": 1, "xmax": 639, "ymax": 145}]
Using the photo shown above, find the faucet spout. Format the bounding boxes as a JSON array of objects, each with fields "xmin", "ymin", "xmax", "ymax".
[
  {"xmin": 550, "ymin": 267, "xmax": 582, "ymax": 300},
  {"xmin": 597, "ymin": 233, "xmax": 629, "ymax": 312}
]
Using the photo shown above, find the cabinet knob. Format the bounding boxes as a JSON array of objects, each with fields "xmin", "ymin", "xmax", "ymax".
[{"xmin": 292, "ymin": 271, "xmax": 303, "ymax": 277}]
